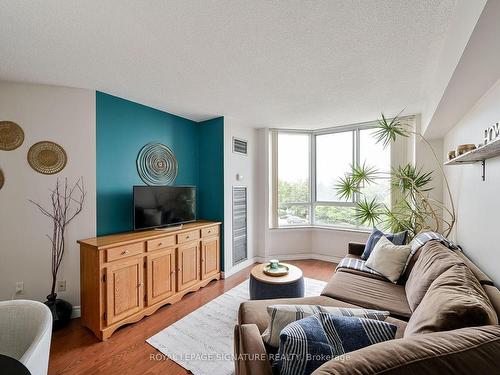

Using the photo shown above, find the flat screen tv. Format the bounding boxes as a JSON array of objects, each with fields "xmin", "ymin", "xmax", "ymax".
[{"xmin": 133, "ymin": 186, "xmax": 196, "ymax": 230}]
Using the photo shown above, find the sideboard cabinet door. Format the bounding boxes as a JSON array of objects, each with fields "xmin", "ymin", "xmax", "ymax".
[
  {"xmin": 177, "ymin": 243, "xmax": 200, "ymax": 291},
  {"xmin": 105, "ymin": 258, "xmax": 144, "ymax": 325},
  {"xmin": 201, "ymin": 237, "xmax": 220, "ymax": 280},
  {"xmin": 147, "ymin": 248, "xmax": 176, "ymax": 305}
]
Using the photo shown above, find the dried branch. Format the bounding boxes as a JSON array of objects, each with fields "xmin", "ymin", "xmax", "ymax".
[{"xmin": 29, "ymin": 177, "xmax": 86, "ymax": 298}]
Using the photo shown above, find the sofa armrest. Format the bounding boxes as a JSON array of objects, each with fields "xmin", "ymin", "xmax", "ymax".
[
  {"xmin": 348, "ymin": 242, "xmax": 365, "ymax": 257},
  {"xmin": 312, "ymin": 325, "xmax": 500, "ymax": 375},
  {"xmin": 234, "ymin": 324, "xmax": 272, "ymax": 375}
]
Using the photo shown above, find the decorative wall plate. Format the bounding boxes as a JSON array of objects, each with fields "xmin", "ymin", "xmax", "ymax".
[
  {"xmin": 0, "ymin": 121, "xmax": 24, "ymax": 151},
  {"xmin": 28, "ymin": 141, "xmax": 67, "ymax": 175},
  {"xmin": 0, "ymin": 169, "xmax": 4, "ymax": 190},
  {"xmin": 137, "ymin": 143, "xmax": 178, "ymax": 185}
]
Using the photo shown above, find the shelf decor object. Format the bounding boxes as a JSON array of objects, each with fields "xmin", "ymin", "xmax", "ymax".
[
  {"xmin": 0, "ymin": 121, "xmax": 24, "ymax": 151},
  {"xmin": 0, "ymin": 168, "xmax": 4, "ymax": 190},
  {"xmin": 137, "ymin": 143, "xmax": 178, "ymax": 185},
  {"xmin": 27, "ymin": 141, "xmax": 67, "ymax": 175},
  {"xmin": 444, "ymin": 136, "xmax": 500, "ymax": 181},
  {"xmin": 456, "ymin": 143, "xmax": 476, "ymax": 155}
]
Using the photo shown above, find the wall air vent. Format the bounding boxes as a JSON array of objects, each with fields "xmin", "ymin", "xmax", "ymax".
[{"xmin": 233, "ymin": 137, "xmax": 248, "ymax": 155}]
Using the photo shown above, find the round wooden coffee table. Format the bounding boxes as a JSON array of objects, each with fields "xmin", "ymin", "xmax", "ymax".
[{"xmin": 249, "ymin": 263, "xmax": 304, "ymax": 300}]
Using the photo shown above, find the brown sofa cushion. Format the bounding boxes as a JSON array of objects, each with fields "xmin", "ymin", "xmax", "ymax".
[
  {"xmin": 238, "ymin": 296, "xmax": 358, "ymax": 333},
  {"xmin": 405, "ymin": 264, "xmax": 498, "ymax": 336},
  {"xmin": 311, "ymin": 325, "xmax": 500, "ymax": 375},
  {"xmin": 405, "ymin": 241, "xmax": 463, "ymax": 311},
  {"xmin": 484, "ymin": 284, "xmax": 500, "ymax": 319},
  {"xmin": 234, "ymin": 324, "xmax": 272, "ymax": 375},
  {"xmin": 321, "ymin": 271, "xmax": 412, "ymax": 319},
  {"xmin": 456, "ymin": 251, "xmax": 494, "ymax": 285}
]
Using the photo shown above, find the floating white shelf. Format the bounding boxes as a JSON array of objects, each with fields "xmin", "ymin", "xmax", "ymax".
[{"xmin": 444, "ymin": 136, "xmax": 500, "ymax": 180}]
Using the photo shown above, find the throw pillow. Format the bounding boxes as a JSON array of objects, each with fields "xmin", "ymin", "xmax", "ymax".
[
  {"xmin": 405, "ymin": 264, "xmax": 498, "ymax": 336},
  {"xmin": 365, "ymin": 236, "xmax": 411, "ymax": 283},
  {"xmin": 262, "ymin": 305, "xmax": 390, "ymax": 348},
  {"xmin": 361, "ymin": 227, "xmax": 408, "ymax": 260},
  {"xmin": 272, "ymin": 313, "xmax": 397, "ymax": 375}
]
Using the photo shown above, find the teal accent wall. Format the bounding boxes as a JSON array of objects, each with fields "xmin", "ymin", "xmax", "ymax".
[
  {"xmin": 96, "ymin": 92, "xmax": 225, "ymax": 269},
  {"xmin": 96, "ymin": 92, "xmax": 200, "ymax": 235},
  {"xmin": 198, "ymin": 117, "xmax": 225, "ymax": 267}
]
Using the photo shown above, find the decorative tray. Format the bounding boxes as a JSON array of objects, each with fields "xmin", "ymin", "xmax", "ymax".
[{"xmin": 263, "ymin": 263, "xmax": 289, "ymax": 277}]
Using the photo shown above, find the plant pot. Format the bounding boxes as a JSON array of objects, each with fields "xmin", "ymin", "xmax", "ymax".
[{"xmin": 44, "ymin": 294, "xmax": 72, "ymax": 330}]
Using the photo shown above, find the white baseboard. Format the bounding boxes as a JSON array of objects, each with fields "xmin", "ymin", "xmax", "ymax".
[
  {"xmin": 223, "ymin": 257, "xmax": 262, "ymax": 278},
  {"xmin": 221, "ymin": 252, "xmax": 341, "ymax": 279},
  {"xmin": 261, "ymin": 253, "xmax": 343, "ymax": 264},
  {"xmin": 71, "ymin": 305, "xmax": 81, "ymax": 319}
]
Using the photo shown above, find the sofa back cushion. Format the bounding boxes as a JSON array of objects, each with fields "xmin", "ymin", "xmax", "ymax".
[
  {"xmin": 405, "ymin": 241, "xmax": 463, "ymax": 311},
  {"xmin": 405, "ymin": 264, "xmax": 498, "ymax": 336}
]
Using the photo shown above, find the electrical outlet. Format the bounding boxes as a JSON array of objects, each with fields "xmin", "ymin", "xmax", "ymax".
[
  {"xmin": 57, "ymin": 280, "xmax": 66, "ymax": 292},
  {"xmin": 15, "ymin": 282, "xmax": 24, "ymax": 294}
]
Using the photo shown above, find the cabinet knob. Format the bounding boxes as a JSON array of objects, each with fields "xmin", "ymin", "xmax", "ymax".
[
  {"xmin": 171, "ymin": 270, "xmax": 175, "ymax": 275},
  {"xmin": 158, "ymin": 242, "xmax": 163, "ymax": 247},
  {"xmin": 122, "ymin": 250, "xmax": 129, "ymax": 255},
  {"xmin": 177, "ymin": 268, "xmax": 182, "ymax": 272},
  {"xmin": 137, "ymin": 282, "xmax": 143, "ymax": 288},
  {"xmin": 186, "ymin": 235, "xmax": 190, "ymax": 239}
]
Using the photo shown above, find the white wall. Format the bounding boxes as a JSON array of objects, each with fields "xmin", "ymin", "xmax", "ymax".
[
  {"xmin": 443, "ymin": 77, "xmax": 500, "ymax": 285},
  {"xmin": 223, "ymin": 118, "xmax": 259, "ymax": 276},
  {"xmin": 0, "ymin": 81, "xmax": 96, "ymax": 306}
]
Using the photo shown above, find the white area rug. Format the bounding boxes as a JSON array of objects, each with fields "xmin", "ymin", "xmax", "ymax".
[{"xmin": 146, "ymin": 277, "xmax": 327, "ymax": 375}]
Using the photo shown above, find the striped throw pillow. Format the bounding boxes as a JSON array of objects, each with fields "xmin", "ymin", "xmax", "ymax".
[
  {"xmin": 272, "ymin": 313, "xmax": 397, "ymax": 375},
  {"xmin": 262, "ymin": 305, "xmax": 390, "ymax": 348}
]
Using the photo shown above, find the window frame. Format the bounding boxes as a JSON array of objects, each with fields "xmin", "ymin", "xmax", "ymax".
[{"xmin": 271, "ymin": 121, "xmax": 391, "ymax": 230}]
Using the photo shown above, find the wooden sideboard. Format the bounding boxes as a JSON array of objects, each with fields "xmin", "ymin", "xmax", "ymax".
[{"xmin": 78, "ymin": 220, "xmax": 221, "ymax": 340}]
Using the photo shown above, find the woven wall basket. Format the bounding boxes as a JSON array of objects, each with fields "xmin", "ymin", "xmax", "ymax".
[
  {"xmin": 0, "ymin": 169, "xmax": 4, "ymax": 190},
  {"xmin": 0, "ymin": 121, "xmax": 24, "ymax": 151},
  {"xmin": 137, "ymin": 143, "xmax": 178, "ymax": 185},
  {"xmin": 27, "ymin": 141, "xmax": 67, "ymax": 175}
]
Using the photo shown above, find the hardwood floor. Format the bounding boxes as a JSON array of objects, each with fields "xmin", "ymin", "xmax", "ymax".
[{"xmin": 49, "ymin": 259, "xmax": 336, "ymax": 375}]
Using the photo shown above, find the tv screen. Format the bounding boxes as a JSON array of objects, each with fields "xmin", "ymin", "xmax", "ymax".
[{"xmin": 133, "ymin": 186, "xmax": 196, "ymax": 230}]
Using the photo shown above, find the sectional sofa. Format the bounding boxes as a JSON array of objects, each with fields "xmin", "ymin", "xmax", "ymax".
[{"xmin": 234, "ymin": 241, "xmax": 500, "ymax": 374}]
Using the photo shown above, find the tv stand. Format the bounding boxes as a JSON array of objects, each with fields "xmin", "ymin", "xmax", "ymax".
[
  {"xmin": 154, "ymin": 224, "xmax": 183, "ymax": 232},
  {"xmin": 77, "ymin": 220, "xmax": 221, "ymax": 341}
]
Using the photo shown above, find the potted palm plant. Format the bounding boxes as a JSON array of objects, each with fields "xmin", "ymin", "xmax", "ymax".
[
  {"xmin": 335, "ymin": 112, "xmax": 455, "ymax": 239},
  {"xmin": 29, "ymin": 177, "xmax": 85, "ymax": 329}
]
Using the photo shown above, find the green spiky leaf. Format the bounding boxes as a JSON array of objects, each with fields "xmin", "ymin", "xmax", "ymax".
[
  {"xmin": 335, "ymin": 174, "xmax": 359, "ymax": 201},
  {"xmin": 354, "ymin": 198, "xmax": 383, "ymax": 226},
  {"xmin": 373, "ymin": 111, "xmax": 410, "ymax": 148}
]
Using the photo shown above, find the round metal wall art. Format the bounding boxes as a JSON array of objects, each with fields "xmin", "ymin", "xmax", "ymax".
[
  {"xmin": 137, "ymin": 143, "xmax": 178, "ymax": 185},
  {"xmin": 0, "ymin": 121, "xmax": 24, "ymax": 151},
  {"xmin": 27, "ymin": 141, "xmax": 67, "ymax": 175}
]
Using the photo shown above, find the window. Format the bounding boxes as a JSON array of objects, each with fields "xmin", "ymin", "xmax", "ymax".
[
  {"xmin": 277, "ymin": 132, "xmax": 311, "ymax": 226},
  {"xmin": 271, "ymin": 124, "xmax": 391, "ymax": 229}
]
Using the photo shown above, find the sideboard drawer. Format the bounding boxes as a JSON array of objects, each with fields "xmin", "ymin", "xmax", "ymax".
[
  {"xmin": 177, "ymin": 230, "xmax": 200, "ymax": 244},
  {"xmin": 147, "ymin": 236, "xmax": 175, "ymax": 251},
  {"xmin": 106, "ymin": 242, "xmax": 144, "ymax": 262},
  {"xmin": 201, "ymin": 226, "xmax": 219, "ymax": 238}
]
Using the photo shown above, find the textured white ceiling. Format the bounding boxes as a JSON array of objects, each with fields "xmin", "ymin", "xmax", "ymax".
[{"xmin": 0, "ymin": 0, "xmax": 458, "ymax": 128}]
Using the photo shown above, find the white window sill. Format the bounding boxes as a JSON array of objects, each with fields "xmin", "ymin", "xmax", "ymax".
[{"xmin": 269, "ymin": 225, "xmax": 371, "ymax": 234}]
